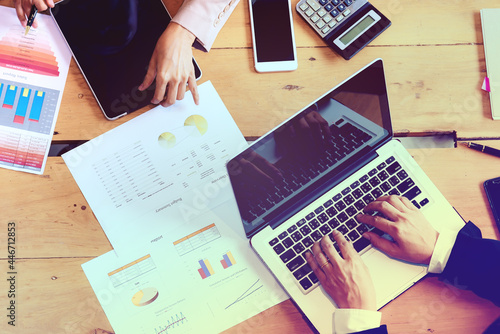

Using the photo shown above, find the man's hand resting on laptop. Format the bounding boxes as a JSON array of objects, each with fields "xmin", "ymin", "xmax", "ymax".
[
  {"xmin": 306, "ymin": 195, "xmax": 439, "ymax": 311},
  {"xmin": 306, "ymin": 231, "xmax": 377, "ymax": 310},
  {"xmin": 139, "ymin": 22, "xmax": 200, "ymax": 107},
  {"xmin": 357, "ymin": 195, "xmax": 439, "ymax": 265}
]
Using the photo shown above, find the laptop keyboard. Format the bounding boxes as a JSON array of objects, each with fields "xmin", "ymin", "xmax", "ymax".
[
  {"xmin": 243, "ymin": 119, "xmax": 373, "ymax": 222},
  {"xmin": 268, "ymin": 155, "xmax": 430, "ymax": 292}
]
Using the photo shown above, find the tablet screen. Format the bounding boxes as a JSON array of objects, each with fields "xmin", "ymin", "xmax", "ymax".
[{"xmin": 51, "ymin": 0, "xmax": 201, "ymax": 120}]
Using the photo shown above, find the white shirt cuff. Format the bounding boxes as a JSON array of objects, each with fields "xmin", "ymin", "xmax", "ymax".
[
  {"xmin": 428, "ymin": 227, "xmax": 461, "ymax": 274},
  {"xmin": 334, "ymin": 309, "xmax": 382, "ymax": 334}
]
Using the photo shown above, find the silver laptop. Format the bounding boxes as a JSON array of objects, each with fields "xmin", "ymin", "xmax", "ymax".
[{"xmin": 226, "ymin": 59, "xmax": 464, "ymax": 333}]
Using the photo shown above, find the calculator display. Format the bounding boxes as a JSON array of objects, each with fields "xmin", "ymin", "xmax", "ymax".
[{"xmin": 340, "ymin": 15, "xmax": 375, "ymax": 45}]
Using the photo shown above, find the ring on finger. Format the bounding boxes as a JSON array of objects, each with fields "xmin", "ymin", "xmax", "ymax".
[{"xmin": 320, "ymin": 261, "xmax": 329, "ymax": 269}]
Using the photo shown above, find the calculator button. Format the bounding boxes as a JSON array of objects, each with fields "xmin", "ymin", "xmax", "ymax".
[
  {"xmin": 325, "ymin": 3, "xmax": 333, "ymax": 11},
  {"xmin": 317, "ymin": 8, "xmax": 327, "ymax": 17},
  {"xmin": 344, "ymin": 0, "xmax": 353, "ymax": 5},
  {"xmin": 311, "ymin": 14, "xmax": 320, "ymax": 23},
  {"xmin": 319, "ymin": 0, "xmax": 328, "ymax": 5},
  {"xmin": 306, "ymin": 0, "xmax": 321, "ymax": 11},
  {"xmin": 343, "ymin": 8, "xmax": 351, "ymax": 16},
  {"xmin": 336, "ymin": 15, "xmax": 344, "ymax": 22},
  {"xmin": 305, "ymin": 8, "xmax": 315, "ymax": 17},
  {"xmin": 331, "ymin": 0, "xmax": 340, "ymax": 5},
  {"xmin": 323, "ymin": 14, "xmax": 332, "ymax": 23},
  {"xmin": 316, "ymin": 20, "xmax": 326, "ymax": 29},
  {"xmin": 331, "ymin": 9, "xmax": 340, "ymax": 17},
  {"xmin": 299, "ymin": 2, "xmax": 309, "ymax": 11},
  {"xmin": 328, "ymin": 21, "xmax": 337, "ymax": 28},
  {"xmin": 338, "ymin": 4, "xmax": 346, "ymax": 12}
]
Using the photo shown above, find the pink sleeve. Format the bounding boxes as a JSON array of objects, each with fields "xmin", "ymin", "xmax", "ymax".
[{"xmin": 172, "ymin": 0, "xmax": 240, "ymax": 52}]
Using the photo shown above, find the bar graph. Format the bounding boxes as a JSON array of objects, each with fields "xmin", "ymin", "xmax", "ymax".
[
  {"xmin": 14, "ymin": 87, "xmax": 30, "ymax": 124},
  {"xmin": 198, "ymin": 259, "xmax": 215, "ymax": 279},
  {"xmin": 2, "ymin": 84, "xmax": 16, "ymax": 109},
  {"xmin": 0, "ymin": 78, "xmax": 59, "ymax": 134},
  {"xmin": 29, "ymin": 91, "xmax": 45, "ymax": 122},
  {"xmin": 220, "ymin": 251, "xmax": 236, "ymax": 269}
]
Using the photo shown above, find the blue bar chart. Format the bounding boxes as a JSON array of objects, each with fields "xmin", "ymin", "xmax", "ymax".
[
  {"xmin": 0, "ymin": 78, "xmax": 60, "ymax": 171},
  {"xmin": 0, "ymin": 78, "xmax": 59, "ymax": 134},
  {"xmin": 14, "ymin": 87, "xmax": 31, "ymax": 124},
  {"xmin": 2, "ymin": 84, "xmax": 16, "ymax": 109}
]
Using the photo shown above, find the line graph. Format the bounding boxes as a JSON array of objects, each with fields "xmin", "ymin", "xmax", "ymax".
[{"xmin": 153, "ymin": 312, "xmax": 188, "ymax": 334}]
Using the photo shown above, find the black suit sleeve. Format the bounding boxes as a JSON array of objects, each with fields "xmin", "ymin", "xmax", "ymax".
[
  {"xmin": 351, "ymin": 325, "xmax": 388, "ymax": 333},
  {"xmin": 440, "ymin": 221, "xmax": 500, "ymax": 306}
]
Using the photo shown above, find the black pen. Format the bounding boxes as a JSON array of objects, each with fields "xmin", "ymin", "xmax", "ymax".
[
  {"xmin": 25, "ymin": 5, "xmax": 38, "ymax": 35},
  {"xmin": 467, "ymin": 142, "xmax": 500, "ymax": 158}
]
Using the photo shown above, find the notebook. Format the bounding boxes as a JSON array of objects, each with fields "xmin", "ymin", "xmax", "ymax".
[
  {"xmin": 481, "ymin": 8, "xmax": 500, "ymax": 120},
  {"xmin": 226, "ymin": 59, "xmax": 464, "ymax": 333}
]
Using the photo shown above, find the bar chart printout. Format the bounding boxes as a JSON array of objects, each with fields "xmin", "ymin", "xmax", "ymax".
[
  {"xmin": 0, "ymin": 79, "xmax": 60, "ymax": 173},
  {"xmin": 0, "ymin": 6, "xmax": 72, "ymax": 174},
  {"xmin": 221, "ymin": 251, "xmax": 236, "ymax": 269},
  {"xmin": 198, "ymin": 259, "xmax": 215, "ymax": 279}
]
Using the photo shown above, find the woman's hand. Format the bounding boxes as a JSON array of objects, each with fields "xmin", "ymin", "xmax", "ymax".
[
  {"xmin": 14, "ymin": 0, "xmax": 55, "ymax": 28},
  {"xmin": 139, "ymin": 22, "xmax": 199, "ymax": 107}
]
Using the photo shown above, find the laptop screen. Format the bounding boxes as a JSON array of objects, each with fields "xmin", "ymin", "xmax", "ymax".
[{"xmin": 227, "ymin": 59, "xmax": 392, "ymax": 237}]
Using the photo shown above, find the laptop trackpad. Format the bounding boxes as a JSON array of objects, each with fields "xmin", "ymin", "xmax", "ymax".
[{"xmin": 362, "ymin": 249, "xmax": 427, "ymax": 307}]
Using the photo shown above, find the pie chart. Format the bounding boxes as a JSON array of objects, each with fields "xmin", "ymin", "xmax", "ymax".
[
  {"xmin": 184, "ymin": 115, "xmax": 208, "ymax": 136},
  {"xmin": 131, "ymin": 287, "xmax": 159, "ymax": 307},
  {"xmin": 158, "ymin": 132, "xmax": 176, "ymax": 149}
]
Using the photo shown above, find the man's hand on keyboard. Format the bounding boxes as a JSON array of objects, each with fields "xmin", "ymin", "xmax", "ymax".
[
  {"xmin": 306, "ymin": 231, "xmax": 376, "ymax": 310},
  {"xmin": 357, "ymin": 195, "xmax": 439, "ymax": 265}
]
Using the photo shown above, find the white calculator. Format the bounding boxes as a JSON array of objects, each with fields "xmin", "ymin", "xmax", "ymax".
[{"xmin": 296, "ymin": 0, "xmax": 391, "ymax": 59}]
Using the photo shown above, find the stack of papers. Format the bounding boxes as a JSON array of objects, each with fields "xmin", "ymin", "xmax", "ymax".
[{"xmin": 63, "ymin": 82, "xmax": 288, "ymax": 334}]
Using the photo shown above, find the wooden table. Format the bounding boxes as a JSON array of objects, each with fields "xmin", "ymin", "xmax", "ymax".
[
  {"xmin": 28, "ymin": 0, "xmax": 500, "ymax": 141},
  {"xmin": 1, "ymin": 0, "xmax": 500, "ymax": 333}
]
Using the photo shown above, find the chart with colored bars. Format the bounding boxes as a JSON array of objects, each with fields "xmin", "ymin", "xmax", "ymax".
[
  {"xmin": 197, "ymin": 251, "xmax": 237, "ymax": 280},
  {"xmin": 220, "ymin": 251, "xmax": 236, "ymax": 269},
  {"xmin": 198, "ymin": 258, "xmax": 215, "ymax": 280},
  {"xmin": 0, "ymin": 25, "xmax": 59, "ymax": 76},
  {"xmin": 0, "ymin": 79, "xmax": 59, "ymax": 134}
]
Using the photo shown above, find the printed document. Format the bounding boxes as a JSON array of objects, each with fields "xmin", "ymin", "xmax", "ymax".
[
  {"xmin": 82, "ymin": 208, "xmax": 288, "ymax": 334},
  {"xmin": 0, "ymin": 7, "xmax": 71, "ymax": 174},
  {"xmin": 63, "ymin": 82, "xmax": 249, "ymax": 255}
]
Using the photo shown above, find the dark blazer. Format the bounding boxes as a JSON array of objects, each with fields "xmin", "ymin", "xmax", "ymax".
[{"xmin": 351, "ymin": 222, "xmax": 500, "ymax": 334}]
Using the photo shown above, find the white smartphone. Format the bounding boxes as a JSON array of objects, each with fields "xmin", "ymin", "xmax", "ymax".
[{"xmin": 249, "ymin": 0, "xmax": 298, "ymax": 73}]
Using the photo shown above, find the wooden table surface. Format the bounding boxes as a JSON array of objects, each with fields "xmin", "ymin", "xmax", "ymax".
[
  {"xmin": 1, "ymin": 0, "xmax": 499, "ymax": 142},
  {"xmin": 1, "ymin": 0, "xmax": 500, "ymax": 333}
]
